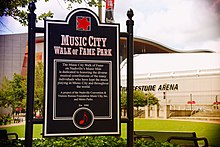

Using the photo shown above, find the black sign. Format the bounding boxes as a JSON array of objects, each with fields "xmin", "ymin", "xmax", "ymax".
[{"xmin": 44, "ymin": 8, "xmax": 120, "ymax": 136}]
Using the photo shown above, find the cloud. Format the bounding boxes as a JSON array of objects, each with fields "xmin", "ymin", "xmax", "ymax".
[
  {"xmin": 1, "ymin": 0, "xmax": 220, "ymax": 52},
  {"xmin": 115, "ymin": 0, "xmax": 220, "ymax": 52},
  {"xmin": 183, "ymin": 38, "xmax": 220, "ymax": 52},
  {"xmin": 0, "ymin": 17, "xmax": 27, "ymax": 34}
]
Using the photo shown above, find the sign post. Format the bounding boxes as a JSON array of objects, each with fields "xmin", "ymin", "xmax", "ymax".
[
  {"xmin": 25, "ymin": 2, "xmax": 36, "ymax": 147},
  {"xmin": 26, "ymin": 2, "xmax": 134, "ymax": 146},
  {"xmin": 44, "ymin": 8, "xmax": 120, "ymax": 136},
  {"xmin": 126, "ymin": 9, "xmax": 134, "ymax": 147}
]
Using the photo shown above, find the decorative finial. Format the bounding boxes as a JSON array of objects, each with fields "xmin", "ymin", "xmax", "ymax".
[
  {"xmin": 127, "ymin": 9, "xmax": 134, "ymax": 20},
  {"xmin": 28, "ymin": 1, "xmax": 36, "ymax": 13}
]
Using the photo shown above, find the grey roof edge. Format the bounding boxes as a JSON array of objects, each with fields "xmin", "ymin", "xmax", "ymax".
[{"xmin": 134, "ymin": 36, "xmax": 215, "ymax": 53}]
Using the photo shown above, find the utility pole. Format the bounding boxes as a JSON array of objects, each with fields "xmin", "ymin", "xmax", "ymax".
[{"xmin": 98, "ymin": 0, "xmax": 102, "ymax": 22}]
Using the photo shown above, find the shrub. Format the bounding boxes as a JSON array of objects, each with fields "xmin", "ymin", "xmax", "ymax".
[
  {"xmin": 0, "ymin": 136, "xmax": 178, "ymax": 147},
  {"xmin": 0, "ymin": 115, "xmax": 12, "ymax": 125},
  {"xmin": 134, "ymin": 139, "xmax": 180, "ymax": 147}
]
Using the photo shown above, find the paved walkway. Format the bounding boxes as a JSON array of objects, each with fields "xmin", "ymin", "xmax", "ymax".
[
  {"xmin": 0, "ymin": 121, "xmax": 25, "ymax": 128},
  {"xmin": 169, "ymin": 117, "xmax": 220, "ymax": 124},
  {"xmin": 0, "ymin": 117, "xmax": 25, "ymax": 128}
]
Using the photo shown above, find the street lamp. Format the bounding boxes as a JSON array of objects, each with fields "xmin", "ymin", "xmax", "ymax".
[
  {"xmin": 163, "ymin": 91, "xmax": 168, "ymax": 119},
  {"xmin": 187, "ymin": 94, "xmax": 195, "ymax": 110}
]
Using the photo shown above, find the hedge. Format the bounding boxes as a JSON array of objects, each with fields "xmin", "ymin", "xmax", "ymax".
[{"xmin": 0, "ymin": 136, "xmax": 180, "ymax": 147}]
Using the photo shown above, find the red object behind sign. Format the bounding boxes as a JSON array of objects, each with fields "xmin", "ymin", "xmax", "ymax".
[
  {"xmin": 106, "ymin": 0, "xmax": 114, "ymax": 9},
  {"xmin": 187, "ymin": 101, "xmax": 196, "ymax": 104},
  {"xmin": 213, "ymin": 102, "xmax": 220, "ymax": 104}
]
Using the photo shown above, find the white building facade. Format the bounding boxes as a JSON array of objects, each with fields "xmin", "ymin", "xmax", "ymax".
[{"xmin": 121, "ymin": 53, "xmax": 220, "ymax": 112}]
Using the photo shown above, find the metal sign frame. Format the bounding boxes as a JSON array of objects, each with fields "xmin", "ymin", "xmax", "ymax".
[
  {"xmin": 25, "ymin": 2, "xmax": 134, "ymax": 146},
  {"xmin": 44, "ymin": 8, "xmax": 120, "ymax": 136}
]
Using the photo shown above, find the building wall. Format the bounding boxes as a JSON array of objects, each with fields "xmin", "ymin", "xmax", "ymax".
[
  {"xmin": 0, "ymin": 33, "xmax": 27, "ymax": 81},
  {"xmin": 1, "ymin": 33, "xmax": 218, "ymax": 109},
  {"xmin": 121, "ymin": 69, "xmax": 220, "ymax": 109},
  {"xmin": 21, "ymin": 42, "xmax": 43, "ymax": 76}
]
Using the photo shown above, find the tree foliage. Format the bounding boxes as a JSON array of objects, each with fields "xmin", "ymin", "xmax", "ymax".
[
  {"xmin": 34, "ymin": 61, "xmax": 44, "ymax": 115},
  {"xmin": 0, "ymin": 0, "xmax": 50, "ymax": 26},
  {"xmin": 120, "ymin": 89, "xmax": 127, "ymax": 109},
  {"xmin": 133, "ymin": 90, "xmax": 146, "ymax": 110},
  {"xmin": 121, "ymin": 90, "xmax": 159, "ymax": 109},
  {"xmin": 0, "ymin": 76, "xmax": 11, "ymax": 107},
  {"xmin": 121, "ymin": 89, "xmax": 149, "ymax": 110},
  {"xmin": 0, "ymin": 74, "xmax": 25, "ymax": 117},
  {"xmin": 145, "ymin": 92, "xmax": 159, "ymax": 106},
  {"xmin": 10, "ymin": 74, "xmax": 25, "ymax": 102},
  {"xmin": 0, "ymin": 0, "xmax": 102, "ymax": 26},
  {"xmin": 0, "ymin": 62, "xmax": 45, "ymax": 117}
]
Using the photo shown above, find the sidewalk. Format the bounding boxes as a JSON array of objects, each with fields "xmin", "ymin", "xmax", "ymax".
[
  {"xmin": 0, "ymin": 117, "xmax": 25, "ymax": 128},
  {"xmin": 0, "ymin": 121, "xmax": 25, "ymax": 128}
]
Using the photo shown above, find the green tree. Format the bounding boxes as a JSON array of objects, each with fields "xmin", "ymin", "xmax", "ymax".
[
  {"xmin": 0, "ymin": 74, "xmax": 25, "ymax": 118},
  {"xmin": 121, "ymin": 89, "xmax": 149, "ymax": 110},
  {"xmin": 120, "ymin": 90, "xmax": 159, "ymax": 110},
  {"xmin": 0, "ymin": 76, "xmax": 12, "ymax": 108},
  {"xmin": 145, "ymin": 92, "xmax": 159, "ymax": 106},
  {"xmin": 121, "ymin": 89, "xmax": 127, "ymax": 109},
  {"xmin": 0, "ymin": 0, "xmax": 102, "ymax": 26},
  {"xmin": 10, "ymin": 74, "xmax": 25, "ymax": 111},
  {"xmin": 34, "ymin": 62, "xmax": 44, "ymax": 116},
  {"xmin": 133, "ymin": 90, "xmax": 146, "ymax": 110},
  {"xmin": 120, "ymin": 89, "xmax": 127, "ymax": 116},
  {"xmin": 21, "ymin": 76, "xmax": 27, "ymax": 110}
]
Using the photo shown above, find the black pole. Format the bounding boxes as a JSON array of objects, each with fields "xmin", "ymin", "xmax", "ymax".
[
  {"xmin": 25, "ymin": 2, "xmax": 36, "ymax": 147},
  {"xmin": 190, "ymin": 94, "xmax": 192, "ymax": 110},
  {"xmin": 126, "ymin": 9, "xmax": 134, "ymax": 147}
]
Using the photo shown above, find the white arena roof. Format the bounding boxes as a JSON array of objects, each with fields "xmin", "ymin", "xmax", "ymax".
[{"xmin": 121, "ymin": 53, "xmax": 220, "ymax": 78}]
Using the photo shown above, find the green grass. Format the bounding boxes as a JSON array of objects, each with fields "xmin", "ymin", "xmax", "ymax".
[
  {"xmin": 0, "ymin": 124, "xmax": 43, "ymax": 138},
  {"xmin": 133, "ymin": 119, "xmax": 220, "ymax": 146},
  {"xmin": 1, "ymin": 119, "xmax": 220, "ymax": 146}
]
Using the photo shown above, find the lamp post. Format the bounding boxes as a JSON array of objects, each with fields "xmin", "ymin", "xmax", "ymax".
[
  {"xmin": 163, "ymin": 91, "xmax": 167, "ymax": 119},
  {"xmin": 190, "ymin": 94, "xmax": 192, "ymax": 110}
]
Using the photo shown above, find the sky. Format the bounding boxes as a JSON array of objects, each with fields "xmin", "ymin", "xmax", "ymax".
[{"xmin": 0, "ymin": 0, "xmax": 220, "ymax": 52}]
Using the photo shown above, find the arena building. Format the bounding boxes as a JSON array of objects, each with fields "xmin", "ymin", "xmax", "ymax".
[
  {"xmin": 0, "ymin": 33, "xmax": 212, "ymax": 81},
  {"xmin": 1, "ymin": 33, "xmax": 219, "ymax": 117},
  {"xmin": 121, "ymin": 53, "xmax": 220, "ymax": 118}
]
